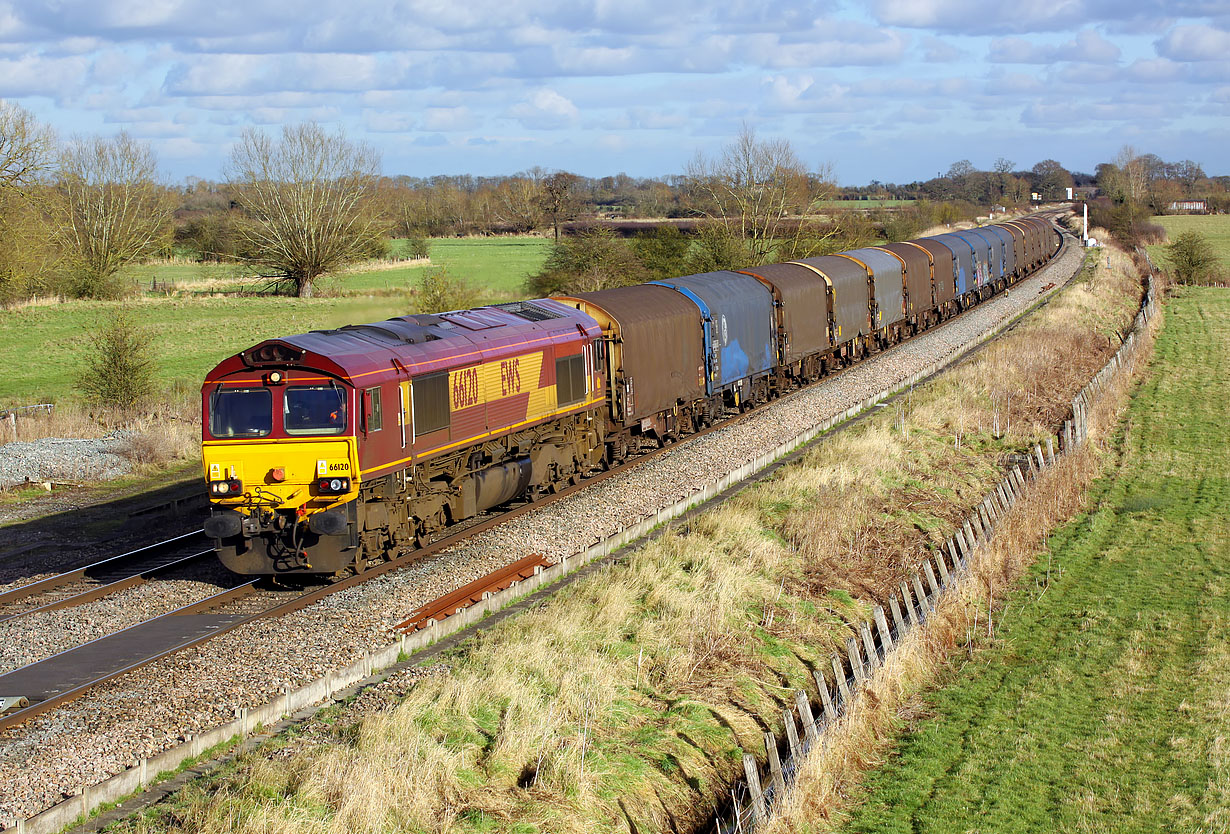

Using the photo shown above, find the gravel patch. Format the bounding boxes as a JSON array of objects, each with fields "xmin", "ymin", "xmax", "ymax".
[
  {"xmin": 0, "ymin": 245, "xmax": 1083, "ymax": 822},
  {"xmin": 0, "ymin": 432, "xmax": 136, "ymax": 490}
]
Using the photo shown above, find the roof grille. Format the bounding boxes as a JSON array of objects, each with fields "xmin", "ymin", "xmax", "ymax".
[{"xmin": 493, "ymin": 301, "xmax": 563, "ymax": 322}]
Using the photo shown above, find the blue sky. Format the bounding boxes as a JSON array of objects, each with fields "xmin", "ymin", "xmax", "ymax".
[{"xmin": 2, "ymin": 0, "xmax": 1227, "ymax": 184}]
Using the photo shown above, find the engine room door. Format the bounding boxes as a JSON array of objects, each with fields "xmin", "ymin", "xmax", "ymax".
[{"xmin": 399, "ymin": 381, "xmax": 412, "ymax": 448}]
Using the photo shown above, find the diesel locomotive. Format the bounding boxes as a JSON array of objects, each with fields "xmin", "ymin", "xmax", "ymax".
[{"xmin": 202, "ymin": 216, "xmax": 1061, "ymax": 576}]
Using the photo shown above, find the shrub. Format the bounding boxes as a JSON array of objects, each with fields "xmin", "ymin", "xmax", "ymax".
[
  {"xmin": 414, "ymin": 266, "xmax": 478, "ymax": 313},
  {"xmin": 404, "ymin": 237, "xmax": 430, "ymax": 260},
  {"xmin": 632, "ymin": 225, "xmax": 690, "ymax": 280},
  {"xmin": 1166, "ymin": 231, "xmax": 1219, "ymax": 285},
  {"xmin": 683, "ymin": 222, "xmax": 753, "ymax": 273},
  {"xmin": 76, "ymin": 310, "xmax": 157, "ymax": 410},
  {"xmin": 527, "ymin": 229, "xmax": 649, "ymax": 295}
]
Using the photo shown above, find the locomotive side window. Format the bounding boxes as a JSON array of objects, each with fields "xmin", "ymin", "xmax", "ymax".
[
  {"xmin": 556, "ymin": 353, "xmax": 586, "ymax": 406},
  {"xmin": 284, "ymin": 383, "xmax": 347, "ymax": 435},
  {"xmin": 364, "ymin": 386, "xmax": 384, "ymax": 432},
  {"xmin": 209, "ymin": 388, "xmax": 272, "ymax": 438},
  {"xmin": 412, "ymin": 372, "xmax": 450, "ymax": 435}
]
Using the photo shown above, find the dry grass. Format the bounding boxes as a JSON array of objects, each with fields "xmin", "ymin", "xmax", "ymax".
[
  {"xmin": 0, "ymin": 396, "xmax": 200, "ymax": 475},
  {"xmin": 763, "ymin": 299, "xmax": 1159, "ymax": 833},
  {"xmin": 114, "ymin": 238, "xmax": 1147, "ymax": 834}
]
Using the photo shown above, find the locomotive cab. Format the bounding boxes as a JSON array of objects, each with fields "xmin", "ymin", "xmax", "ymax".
[{"xmin": 202, "ymin": 343, "xmax": 362, "ymax": 576}]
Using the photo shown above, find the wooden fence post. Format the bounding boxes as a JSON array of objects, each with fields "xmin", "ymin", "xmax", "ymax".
[
  {"xmin": 744, "ymin": 753, "xmax": 766, "ymax": 823},
  {"xmin": 949, "ymin": 537, "xmax": 965, "ymax": 572},
  {"xmin": 1045, "ymin": 436, "xmax": 1055, "ymax": 466},
  {"xmin": 900, "ymin": 582, "xmax": 919, "ymax": 627},
  {"xmin": 912, "ymin": 573, "xmax": 931, "ymax": 615},
  {"xmin": 765, "ymin": 732, "xmax": 786, "ymax": 798},
  {"xmin": 937, "ymin": 547, "xmax": 953, "ymax": 586},
  {"xmin": 814, "ymin": 669, "xmax": 837, "ymax": 722},
  {"xmin": 889, "ymin": 594, "xmax": 906, "ymax": 634},
  {"xmin": 1034, "ymin": 442, "xmax": 1046, "ymax": 470},
  {"xmin": 873, "ymin": 605, "xmax": 894, "ymax": 652},
  {"xmin": 860, "ymin": 621, "xmax": 880, "ymax": 669},
  {"xmin": 795, "ymin": 690, "xmax": 817, "ymax": 743},
  {"xmin": 957, "ymin": 527, "xmax": 973, "ymax": 562},
  {"xmin": 924, "ymin": 560, "xmax": 941, "ymax": 599},
  {"xmin": 831, "ymin": 655, "xmax": 852, "ymax": 704},
  {"xmin": 782, "ymin": 709, "xmax": 801, "ymax": 761},
  {"xmin": 846, "ymin": 636, "xmax": 866, "ymax": 683}
]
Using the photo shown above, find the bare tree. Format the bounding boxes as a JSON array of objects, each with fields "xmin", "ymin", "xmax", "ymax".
[
  {"xmin": 53, "ymin": 132, "xmax": 174, "ymax": 299},
  {"xmin": 539, "ymin": 171, "xmax": 581, "ymax": 242},
  {"xmin": 229, "ymin": 122, "xmax": 381, "ymax": 298},
  {"xmin": 0, "ymin": 101, "xmax": 57, "ymax": 303},
  {"xmin": 993, "ymin": 157, "xmax": 1015, "ymax": 201},
  {"xmin": 493, "ymin": 169, "xmax": 545, "ymax": 232},
  {"xmin": 0, "ymin": 100, "xmax": 55, "ymax": 195},
  {"xmin": 1114, "ymin": 146, "xmax": 1150, "ymax": 205},
  {"xmin": 685, "ymin": 125, "xmax": 834, "ymax": 264}
]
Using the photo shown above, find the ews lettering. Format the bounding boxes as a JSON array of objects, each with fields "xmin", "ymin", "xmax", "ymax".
[
  {"xmin": 500, "ymin": 358, "xmax": 522, "ymax": 396},
  {"xmin": 452, "ymin": 367, "xmax": 480, "ymax": 409}
]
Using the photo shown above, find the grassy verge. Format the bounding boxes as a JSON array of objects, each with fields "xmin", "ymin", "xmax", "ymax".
[
  {"xmin": 95, "ymin": 245, "xmax": 1147, "ymax": 833},
  {"xmin": 780, "ymin": 286, "xmax": 1226, "ymax": 833},
  {"xmin": 1146, "ymin": 213, "xmax": 1230, "ymax": 272}
]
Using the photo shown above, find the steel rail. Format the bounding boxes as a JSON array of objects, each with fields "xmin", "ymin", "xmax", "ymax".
[
  {"xmin": 0, "ymin": 550, "xmax": 216, "ymax": 624},
  {"xmin": 0, "ymin": 530, "xmax": 209, "ymax": 608}
]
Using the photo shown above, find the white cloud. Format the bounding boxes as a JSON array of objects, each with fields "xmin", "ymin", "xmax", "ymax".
[
  {"xmin": 508, "ymin": 88, "xmax": 579, "ymax": 129},
  {"xmin": 989, "ymin": 29, "xmax": 1120, "ymax": 64},
  {"xmin": 1156, "ymin": 24, "xmax": 1230, "ymax": 61}
]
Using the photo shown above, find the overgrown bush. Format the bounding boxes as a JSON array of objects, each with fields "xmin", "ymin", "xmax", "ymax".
[
  {"xmin": 527, "ymin": 228, "xmax": 649, "ymax": 295},
  {"xmin": 684, "ymin": 222, "xmax": 754, "ymax": 273},
  {"xmin": 632, "ymin": 225, "xmax": 690, "ymax": 279},
  {"xmin": 414, "ymin": 266, "xmax": 478, "ymax": 313},
  {"xmin": 403, "ymin": 236, "xmax": 430, "ymax": 260},
  {"xmin": 75, "ymin": 310, "xmax": 157, "ymax": 410},
  {"xmin": 1166, "ymin": 231, "xmax": 1220, "ymax": 285}
]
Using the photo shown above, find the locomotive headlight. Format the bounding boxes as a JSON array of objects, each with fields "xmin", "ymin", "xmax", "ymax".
[
  {"xmin": 316, "ymin": 477, "xmax": 351, "ymax": 495},
  {"xmin": 209, "ymin": 479, "xmax": 243, "ymax": 496}
]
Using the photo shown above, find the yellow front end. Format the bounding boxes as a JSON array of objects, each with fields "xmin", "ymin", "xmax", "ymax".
[
  {"xmin": 203, "ymin": 437, "xmax": 358, "ymax": 512},
  {"xmin": 202, "ymin": 437, "xmax": 361, "ymax": 575}
]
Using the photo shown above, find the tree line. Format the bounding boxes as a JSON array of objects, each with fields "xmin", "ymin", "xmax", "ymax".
[{"xmin": 1, "ymin": 99, "xmax": 1224, "ymax": 306}]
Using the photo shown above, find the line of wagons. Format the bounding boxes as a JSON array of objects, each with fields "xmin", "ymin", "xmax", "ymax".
[
  {"xmin": 557, "ymin": 215, "xmax": 1060, "ymax": 452},
  {"xmin": 201, "ymin": 215, "xmax": 1059, "ymax": 576}
]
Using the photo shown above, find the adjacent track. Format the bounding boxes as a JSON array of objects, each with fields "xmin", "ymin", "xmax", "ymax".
[{"xmin": 0, "ymin": 531, "xmax": 213, "ymax": 623}]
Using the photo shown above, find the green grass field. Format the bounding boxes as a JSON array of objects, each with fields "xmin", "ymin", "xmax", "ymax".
[
  {"xmin": 127, "ymin": 236, "xmax": 551, "ymax": 300},
  {"xmin": 1147, "ymin": 214, "xmax": 1230, "ymax": 273},
  {"xmin": 838, "ymin": 287, "xmax": 1230, "ymax": 833},
  {"xmin": 818, "ymin": 199, "xmax": 917, "ymax": 208},
  {"xmin": 0, "ymin": 237, "xmax": 550, "ymax": 404}
]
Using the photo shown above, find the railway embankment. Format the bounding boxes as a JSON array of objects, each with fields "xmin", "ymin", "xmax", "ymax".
[
  {"xmin": 771, "ymin": 284, "xmax": 1225, "ymax": 833},
  {"xmin": 25, "ymin": 235, "xmax": 1148, "ymax": 834}
]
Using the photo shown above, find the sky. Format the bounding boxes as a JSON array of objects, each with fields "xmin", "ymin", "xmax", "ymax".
[{"xmin": 2, "ymin": 0, "xmax": 1228, "ymax": 185}]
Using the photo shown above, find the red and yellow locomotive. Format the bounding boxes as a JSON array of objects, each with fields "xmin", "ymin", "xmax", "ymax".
[{"xmin": 201, "ymin": 300, "xmax": 606, "ymax": 575}]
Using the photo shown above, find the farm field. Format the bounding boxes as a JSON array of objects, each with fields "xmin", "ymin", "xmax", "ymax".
[
  {"xmin": 835, "ymin": 287, "xmax": 1230, "ymax": 834},
  {"xmin": 818, "ymin": 198, "xmax": 916, "ymax": 208},
  {"xmin": 0, "ymin": 236, "xmax": 547, "ymax": 404},
  {"xmin": 1147, "ymin": 213, "xmax": 1230, "ymax": 272}
]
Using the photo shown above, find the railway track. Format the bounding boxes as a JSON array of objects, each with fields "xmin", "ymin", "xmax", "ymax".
[
  {"xmin": 0, "ymin": 218, "xmax": 1073, "ymax": 736},
  {"xmin": 0, "ymin": 532, "xmax": 213, "ymax": 623}
]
